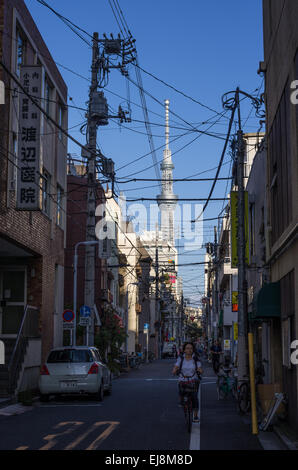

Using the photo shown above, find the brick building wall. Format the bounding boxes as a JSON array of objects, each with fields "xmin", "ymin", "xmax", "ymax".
[{"xmin": 0, "ymin": 0, "xmax": 68, "ymax": 363}]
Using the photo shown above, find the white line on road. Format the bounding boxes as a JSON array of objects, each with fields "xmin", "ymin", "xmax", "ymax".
[
  {"xmin": 122, "ymin": 378, "xmax": 178, "ymax": 381},
  {"xmin": 37, "ymin": 404, "xmax": 103, "ymax": 408},
  {"xmin": 189, "ymin": 383, "xmax": 201, "ymax": 450},
  {"xmin": 0, "ymin": 404, "xmax": 33, "ymax": 416}
]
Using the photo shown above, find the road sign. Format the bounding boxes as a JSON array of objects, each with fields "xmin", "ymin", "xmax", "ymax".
[
  {"xmin": 79, "ymin": 317, "xmax": 91, "ymax": 326},
  {"xmin": 63, "ymin": 309, "xmax": 74, "ymax": 323},
  {"xmin": 144, "ymin": 323, "xmax": 149, "ymax": 330},
  {"xmin": 80, "ymin": 305, "xmax": 91, "ymax": 318},
  {"xmin": 63, "ymin": 322, "xmax": 74, "ymax": 329}
]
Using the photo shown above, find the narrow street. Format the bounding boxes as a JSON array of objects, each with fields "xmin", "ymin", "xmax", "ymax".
[{"xmin": 0, "ymin": 359, "xmax": 264, "ymax": 451}]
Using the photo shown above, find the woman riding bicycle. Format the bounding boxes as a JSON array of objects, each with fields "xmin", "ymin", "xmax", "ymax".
[{"xmin": 172, "ymin": 342, "xmax": 203, "ymax": 423}]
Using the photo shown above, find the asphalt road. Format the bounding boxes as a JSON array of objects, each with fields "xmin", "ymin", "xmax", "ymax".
[{"xmin": 0, "ymin": 358, "xmax": 263, "ymax": 451}]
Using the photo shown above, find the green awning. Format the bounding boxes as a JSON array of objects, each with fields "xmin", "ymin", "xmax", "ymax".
[{"xmin": 250, "ymin": 282, "xmax": 281, "ymax": 321}]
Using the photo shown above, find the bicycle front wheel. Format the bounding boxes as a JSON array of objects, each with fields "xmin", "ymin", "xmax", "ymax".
[
  {"xmin": 184, "ymin": 398, "xmax": 192, "ymax": 433},
  {"xmin": 238, "ymin": 382, "xmax": 250, "ymax": 414}
]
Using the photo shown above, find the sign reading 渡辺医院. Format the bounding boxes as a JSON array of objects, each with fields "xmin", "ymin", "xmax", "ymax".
[{"xmin": 16, "ymin": 66, "xmax": 42, "ymax": 210}]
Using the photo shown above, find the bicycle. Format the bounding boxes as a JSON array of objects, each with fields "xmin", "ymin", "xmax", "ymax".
[
  {"xmin": 148, "ymin": 351, "xmax": 155, "ymax": 363},
  {"xmin": 216, "ymin": 366, "xmax": 237, "ymax": 400},
  {"xmin": 178, "ymin": 373, "xmax": 201, "ymax": 433},
  {"xmin": 237, "ymin": 368, "xmax": 264, "ymax": 422},
  {"xmin": 211, "ymin": 351, "xmax": 224, "ymax": 374}
]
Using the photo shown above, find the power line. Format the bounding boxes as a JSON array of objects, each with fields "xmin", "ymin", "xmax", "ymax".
[
  {"xmin": 0, "ymin": 60, "xmax": 95, "ymax": 156},
  {"xmin": 113, "ymin": 196, "xmax": 228, "ymax": 202},
  {"xmin": 116, "ymin": 109, "xmax": 230, "ymax": 179},
  {"xmin": 191, "ymin": 97, "xmax": 237, "ymax": 223},
  {"xmin": 107, "ymin": 0, "xmax": 229, "ymax": 120},
  {"xmin": 35, "ymin": 0, "xmax": 93, "ymax": 46}
]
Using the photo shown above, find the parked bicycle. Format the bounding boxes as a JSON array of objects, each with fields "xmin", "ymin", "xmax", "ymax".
[
  {"xmin": 216, "ymin": 365, "xmax": 237, "ymax": 400},
  {"xmin": 128, "ymin": 353, "xmax": 141, "ymax": 369},
  {"xmin": 237, "ymin": 361, "xmax": 265, "ymax": 421},
  {"xmin": 148, "ymin": 351, "xmax": 155, "ymax": 363}
]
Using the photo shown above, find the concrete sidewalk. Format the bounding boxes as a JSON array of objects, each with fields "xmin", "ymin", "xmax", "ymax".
[{"xmin": 199, "ymin": 359, "xmax": 287, "ymax": 450}]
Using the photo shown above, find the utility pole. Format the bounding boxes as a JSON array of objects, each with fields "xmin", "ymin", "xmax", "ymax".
[
  {"xmin": 235, "ymin": 87, "xmax": 248, "ymax": 383},
  {"xmin": 180, "ymin": 293, "xmax": 184, "ymax": 345},
  {"xmin": 84, "ymin": 32, "xmax": 99, "ymax": 346},
  {"xmin": 81, "ymin": 33, "xmax": 134, "ymax": 347},
  {"xmin": 214, "ymin": 226, "xmax": 219, "ymax": 341},
  {"xmin": 155, "ymin": 227, "xmax": 160, "ymax": 358}
]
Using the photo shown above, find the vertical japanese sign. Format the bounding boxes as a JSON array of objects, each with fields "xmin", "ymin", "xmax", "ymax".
[
  {"xmin": 17, "ymin": 66, "xmax": 42, "ymax": 210},
  {"xmin": 232, "ymin": 291, "xmax": 238, "ymax": 312},
  {"xmin": 233, "ymin": 322, "xmax": 238, "ymax": 341},
  {"xmin": 230, "ymin": 191, "xmax": 249, "ymax": 268}
]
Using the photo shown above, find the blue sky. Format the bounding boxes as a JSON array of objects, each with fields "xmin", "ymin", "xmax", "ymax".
[{"xmin": 24, "ymin": 0, "xmax": 264, "ymax": 305}]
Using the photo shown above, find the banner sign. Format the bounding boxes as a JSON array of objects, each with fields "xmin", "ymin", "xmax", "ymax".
[
  {"xmin": 234, "ymin": 322, "xmax": 238, "ymax": 341},
  {"xmin": 232, "ymin": 291, "xmax": 238, "ymax": 312},
  {"xmin": 17, "ymin": 66, "xmax": 42, "ymax": 210},
  {"xmin": 230, "ymin": 191, "xmax": 249, "ymax": 268}
]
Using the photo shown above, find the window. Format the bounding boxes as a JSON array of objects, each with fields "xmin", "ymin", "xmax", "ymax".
[
  {"xmin": 269, "ymin": 79, "xmax": 292, "ymax": 244},
  {"xmin": 47, "ymin": 349, "xmax": 93, "ymax": 363},
  {"xmin": 16, "ymin": 28, "xmax": 26, "ymax": 77},
  {"xmin": 56, "ymin": 185, "xmax": 63, "ymax": 226},
  {"xmin": 10, "ymin": 133, "xmax": 18, "ymax": 188},
  {"xmin": 42, "ymin": 169, "xmax": 51, "ymax": 216},
  {"xmin": 249, "ymin": 203, "xmax": 255, "ymax": 258}
]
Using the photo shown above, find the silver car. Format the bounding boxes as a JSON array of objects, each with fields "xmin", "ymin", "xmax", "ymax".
[{"xmin": 39, "ymin": 346, "xmax": 112, "ymax": 402}]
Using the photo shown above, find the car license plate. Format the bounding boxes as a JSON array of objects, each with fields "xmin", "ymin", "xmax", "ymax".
[{"xmin": 60, "ymin": 381, "xmax": 78, "ymax": 389}]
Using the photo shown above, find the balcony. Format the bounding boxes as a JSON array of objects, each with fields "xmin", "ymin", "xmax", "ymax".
[
  {"xmin": 223, "ymin": 304, "xmax": 237, "ymax": 326},
  {"xmin": 218, "ymin": 257, "xmax": 237, "ymax": 288}
]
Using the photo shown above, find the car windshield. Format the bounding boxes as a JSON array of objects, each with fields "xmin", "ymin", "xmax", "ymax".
[{"xmin": 47, "ymin": 349, "xmax": 93, "ymax": 363}]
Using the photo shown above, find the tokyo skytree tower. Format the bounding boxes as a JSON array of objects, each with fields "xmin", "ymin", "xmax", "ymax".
[{"xmin": 157, "ymin": 99, "xmax": 178, "ymax": 246}]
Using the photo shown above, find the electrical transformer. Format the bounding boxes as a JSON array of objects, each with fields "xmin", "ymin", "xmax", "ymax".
[{"xmin": 90, "ymin": 91, "xmax": 108, "ymax": 125}]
